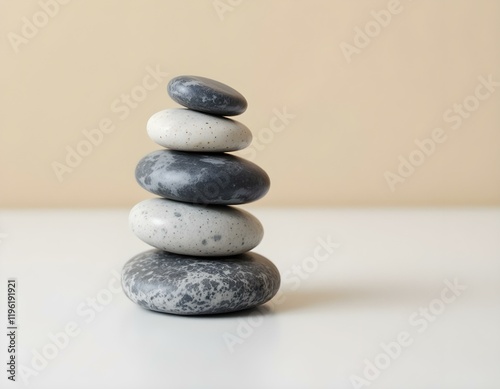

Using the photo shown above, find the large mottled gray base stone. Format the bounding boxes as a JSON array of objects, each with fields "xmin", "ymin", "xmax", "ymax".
[{"xmin": 122, "ymin": 249, "xmax": 281, "ymax": 315}]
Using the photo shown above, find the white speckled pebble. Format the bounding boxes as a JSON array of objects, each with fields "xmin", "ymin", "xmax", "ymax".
[
  {"xmin": 129, "ymin": 198, "xmax": 263, "ymax": 256},
  {"xmin": 147, "ymin": 108, "xmax": 252, "ymax": 152}
]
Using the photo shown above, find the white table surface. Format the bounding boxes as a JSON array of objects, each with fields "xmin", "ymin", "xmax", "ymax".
[{"xmin": 0, "ymin": 208, "xmax": 499, "ymax": 389}]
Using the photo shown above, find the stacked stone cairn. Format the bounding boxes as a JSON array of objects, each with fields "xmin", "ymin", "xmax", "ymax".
[{"xmin": 121, "ymin": 75, "xmax": 281, "ymax": 315}]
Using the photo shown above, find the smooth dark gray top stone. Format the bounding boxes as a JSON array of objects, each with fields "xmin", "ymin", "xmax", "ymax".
[
  {"xmin": 135, "ymin": 150, "xmax": 270, "ymax": 205},
  {"xmin": 167, "ymin": 75, "xmax": 247, "ymax": 116},
  {"xmin": 121, "ymin": 249, "xmax": 281, "ymax": 315}
]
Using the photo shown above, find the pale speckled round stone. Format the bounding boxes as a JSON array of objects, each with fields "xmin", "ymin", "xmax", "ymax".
[
  {"xmin": 129, "ymin": 198, "xmax": 263, "ymax": 256},
  {"xmin": 167, "ymin": 75, "xmax": 247, "ymax": 116},
  {"xmin": 121, "ymin": 249, "xmax": 281, "ymax": 315},
  {"xmin": 147, "ymin": 109, "xmax": 252, "ymax": 152}
]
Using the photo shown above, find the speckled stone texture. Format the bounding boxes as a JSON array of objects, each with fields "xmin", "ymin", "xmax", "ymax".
[
  {"xmin": 135, "ymin": 150, "xmax": 270, "ymax": 205},
  {"xmin": 129, "ymin": 198, "xmax": 263, "ymax": 256},
  {"xmin": 122, "ymin": 249, "xmax": 281, "ymax": 315},
  {"xmin": 123, "ymin": 74, "xmax": 281, "ymax": 316},
  {"xmin": 147, "ymin": 109, "xmax": 252, "ymax": 152},
  {"xmin": 167, "ymin": 75, "xmax": 247, "ymax": 116}
]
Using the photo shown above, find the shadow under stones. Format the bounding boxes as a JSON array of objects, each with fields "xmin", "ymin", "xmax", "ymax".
[
  {"xmin": 274, "ymin": 280, "xmax": 445, "ymax": 313},
  {"xmin": 139, "ymin": 303, "xmax": 274, "ymax": 320}
]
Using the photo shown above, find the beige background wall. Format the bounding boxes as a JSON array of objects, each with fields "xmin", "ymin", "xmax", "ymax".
[{"xmin": 1, "ymin": 0, "xmax": 499, "ymax": 207}]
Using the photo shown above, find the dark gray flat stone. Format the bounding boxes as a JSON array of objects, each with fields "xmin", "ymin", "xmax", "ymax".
[
  {"xmin": 121, "ymin": 249, "xmax": 281, "ymax": 315},
  {"xmin": 135, "ymin": 150, "xmax": 270, "ymax": 205},
  {"xmin": 167, "ymin": 75, "xmax": 247, "ymax": 116}
]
